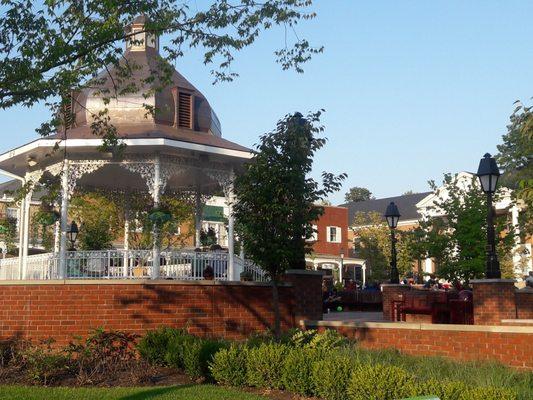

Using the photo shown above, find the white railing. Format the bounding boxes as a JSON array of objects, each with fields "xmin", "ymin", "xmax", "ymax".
[
  {"xmin": 235, "ymin": 255, "xmax": 268, "ymax": 282},
  {"xmin": 0, "ymin": 249, "xmax": 267, "ymax": 282}
]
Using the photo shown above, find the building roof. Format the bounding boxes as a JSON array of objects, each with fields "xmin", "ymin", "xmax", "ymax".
[
  {"xmin": 340, "ymin": 192, "xmax": 432, "ymax": 226},
  {"xmin": 51, "ymin": 123, "xmax": 250, "ymax": 153},
  {"xmin": 63, "ymin": 17, "xmax": 225, "ymax": 141},
  {"xmin": 0, "ymin": 180, "xmax": 47, "ymax": 202}
]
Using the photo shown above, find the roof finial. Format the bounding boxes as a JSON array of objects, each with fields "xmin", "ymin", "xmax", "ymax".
[{"xmin": 126, "ymin": 15, "xmax": 159, "ymax": 52}]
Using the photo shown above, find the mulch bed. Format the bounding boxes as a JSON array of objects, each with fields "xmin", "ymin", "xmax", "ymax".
[{"xmin": 0, "ymin": 364, "xmax": 314, "ymax": 400}]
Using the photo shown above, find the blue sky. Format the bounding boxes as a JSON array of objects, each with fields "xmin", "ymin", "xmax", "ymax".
[{"xmin": 1, "ymin": 1, "xmax": 532, "ymax": 205}]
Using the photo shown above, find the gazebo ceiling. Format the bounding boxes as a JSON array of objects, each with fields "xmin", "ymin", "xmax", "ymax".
[{"xmin": 0, "ymin": 135, "xmax": 251, "ymax": 178}]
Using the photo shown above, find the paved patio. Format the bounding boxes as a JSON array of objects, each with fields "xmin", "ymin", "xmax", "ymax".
[{"xmin": 323, "ymin": 311, "xmax": 384, "ymax": 322}]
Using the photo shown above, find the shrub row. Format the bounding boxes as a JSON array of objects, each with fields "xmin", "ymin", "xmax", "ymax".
[
  {"xmin": 206, "ymin": 330, "xmax": 519, "ymax": 400},
  {"xmin": 137, "ymin": 326, "xmax": 227, "ymax": 380},
  {"xmin": 138, "ymin": 327, "xmax": 520, "ymax": 400},
  {"xmin": 0, "ymin": 329, "xmax": 146, "ymax": 385}
]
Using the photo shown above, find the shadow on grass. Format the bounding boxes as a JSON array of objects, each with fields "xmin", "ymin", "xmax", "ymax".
[{"xmin": 117, "ymin": 384, "xmax": 196, "ymax": 400}]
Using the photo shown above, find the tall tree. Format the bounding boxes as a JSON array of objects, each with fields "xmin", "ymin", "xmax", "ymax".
[
  {"xmin": 0, "ymin": 1, "xmax": 321, "ymax": 142},
  {"xmin": 496, "ymin": 101, "xmax": 533, "ymax": 236},
  {"xmin": 344, "ymin": 187, "xmax": 374, "ymax": 203},
  {"xmin": 234, "ymin": 111, "xmax": 345, "ymax": 337}
]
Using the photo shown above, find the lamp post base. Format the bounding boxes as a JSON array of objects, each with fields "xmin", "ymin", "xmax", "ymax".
[{"xmin": 486, "ymin": 256, "xmax": 501, "ymax": 279}]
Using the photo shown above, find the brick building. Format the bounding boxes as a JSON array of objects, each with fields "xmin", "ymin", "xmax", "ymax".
[{"xmin": 306, "ymin": 205, "xmax": 366, "ymax": 287}]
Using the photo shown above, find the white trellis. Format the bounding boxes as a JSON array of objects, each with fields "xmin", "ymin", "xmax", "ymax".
[{"xmin": 6, "ymin": 153, "xmax": 251, "ymax": 282}]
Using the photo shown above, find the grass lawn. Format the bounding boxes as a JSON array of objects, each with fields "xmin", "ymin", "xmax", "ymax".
[{"xmin": 0, "ymin": 384, "xmax": 267, "ymax": 400}]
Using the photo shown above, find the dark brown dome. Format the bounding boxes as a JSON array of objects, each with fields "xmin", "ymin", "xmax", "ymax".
[{"xmin": 71, "ymin": 19, "xmax": 221, "ymax": 138}]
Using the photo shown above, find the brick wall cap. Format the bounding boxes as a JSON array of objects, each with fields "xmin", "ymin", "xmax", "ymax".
[
  {"xmin": 501, "ymin": 319, "xmax": 533, "ymax": 325},
  {"xmin": 381, "ymin": 283, "xmax": 410, "ymax": 288},
  {"xmin": 0, "ymin": 279, "xmax": 291, "ymax": 287},
  {"xmin": 471, "ymin": 279, "xmax": 516, "ymax": 284},
  {"xmin": 304, "ymin": 320, "xmax": 533, "ymax": 334},
  {"xmin": 285, "ymin": 269, "xmax": 325, "ymax": 276}
]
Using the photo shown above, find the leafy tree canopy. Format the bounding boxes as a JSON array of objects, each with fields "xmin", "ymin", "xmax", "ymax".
[
  {"xmin": 344, "ymin": 186, "xmax": 374, "ymax": 203},
  {"xmin": 496, "ymin": 101, "xmax": 533, "ymax": 236},
  {"xmin": 0, "ymin": 0, "xmax": 321, "ymax": 141},
  {"xmin": 418, "ymin": 174, "xmax": 516, "ymax": 282},
  {"xmin": 352, "ymin": 211, "xmax": 415, "ymax": 283}
]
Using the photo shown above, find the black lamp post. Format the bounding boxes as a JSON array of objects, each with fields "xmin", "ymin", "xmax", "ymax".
[
  {"xmin": 385, "ymin": 201, "xmax": 401, "ymax": 284},
  {"xmin": 476, "ymin": 153, "xmax": 501, "ymax": 279},
  {"xmin": 67, "ymin": 221, "xmax": 79, "ymax": 251}
]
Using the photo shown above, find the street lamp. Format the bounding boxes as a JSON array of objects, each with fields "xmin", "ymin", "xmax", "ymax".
[
  {"xmin": 384, "ymin": 201, "xmax": 400, "ymax": 284},
  {"xmin": 476, "ymin": 153, "xmax": 501, "ymax": 279},
  {"xmin": 67, "ymin": 221, "xmax": 79, "ymax": 251}
]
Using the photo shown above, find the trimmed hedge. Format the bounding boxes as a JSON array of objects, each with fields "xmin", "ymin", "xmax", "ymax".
[
  {"xmin": 245, "ymin": 342, "xmax": 289, "ymax": 389},
  {"xmin": 137, "ymin": 328, "xmax": 522, "ymax": 400},
  {"xmin": 281, "ymin": 347, "xmax": 323, "ymax": 395},
  {"xmin": 209, "ymin": 345, "xmax": 248, "ymax": 387},
  {"xmin": 347, "ymin": 364, "xmax": 418, "ymax": 400},
  {"xmin": 311, "ymin": 351, "xmax": 355, "ymax": 400}
]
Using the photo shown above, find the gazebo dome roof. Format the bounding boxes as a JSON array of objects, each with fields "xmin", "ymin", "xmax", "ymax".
[{"xmin": 69, "ymin": 17, "xmax": 222, "ymax": 139}]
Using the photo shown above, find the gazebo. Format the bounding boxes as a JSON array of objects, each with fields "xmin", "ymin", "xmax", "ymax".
[{"xmin": 0, "ymin": 17, "xmax": 263, "ymax": 282}]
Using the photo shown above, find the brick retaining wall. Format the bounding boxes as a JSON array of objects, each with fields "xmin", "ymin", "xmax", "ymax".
[
  {"xmin": 516, "ymin": 289, "xmax": 533, "ymax": 319},
  {"xmin": 0, "ymin": 279, "xmax": 308, "ymax": 345},
  {"xmin": 304, "ymin": 320, "xmax": 533, "ymax": 370}
]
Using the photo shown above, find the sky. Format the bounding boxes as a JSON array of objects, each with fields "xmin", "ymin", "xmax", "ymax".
[{"xmin": 0, "ymin": 1, "xmax": 532, "ymax": 205}]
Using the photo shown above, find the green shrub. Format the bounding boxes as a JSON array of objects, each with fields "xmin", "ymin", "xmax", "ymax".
[
  {"xmin": 182, "ymin": 337, "xmax": 227, "ymax": 379},
  {"xmin": 164, "ymin": 332, "xmax": 196, "ymax": 369},
  {"xmin": 415, "ymin": 378, "xmax": 468, "ymax": 400},
  {"xmin": 307, "ymin": 329, "xmax": 347, "ymax": 350},
  {"xmin": 66, "ymin": 328, "xmax": 138, "ymax": 384},
  {"xmin": 415, "ymin": 379, "xmax": 518, "ymax": 400},
  {"xmin": 246, "ymin": 343, "xmax": 288, "ymax": 389},
  {"xmin": 461, "ymin": 386, "xmax": 518, "ymax": 400},
  {"xmin": 210, "ymin": 344, "xmax": 248, "ymax": 387},
  {"xmin": 137, "ymin": 327, "xmax": 185, "ymax": 366},
  {"xmin": 20, "ymin": 340, "xmax": 70, "ymax": 385},
  {"xmin": 311, "ymin": 351, "xmax": 355, "ymax": 400},
  {"xmin": 290, "ymin": 329, "xmax": 317, "ymax": 347},
  {"xmin": 281, "ymin": 347, "xmax": 323, "ymax": 395},
  {"xmin": 347, "ymin": 363, "xmax": 418, "ymax": 400}
]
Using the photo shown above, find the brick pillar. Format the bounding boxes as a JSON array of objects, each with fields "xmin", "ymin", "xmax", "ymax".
[
  {"xmin": 471, "ymin": 279, "xmax": 516, "ymax": 325},
  {"xmin": 284, "ymin": 269, "xmax": 324, "ymax": 325},
  {"xmin": 381, "ymin": 284, "xmax": 411, "ymax": 321}
]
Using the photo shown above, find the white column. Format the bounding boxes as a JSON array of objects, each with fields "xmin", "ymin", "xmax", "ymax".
[
  {"xmin": 510, "ymin": 205, "xmax": 522, "ymax": 276},
  {"xmin": 227, "ymin": 171, "xmax": 236, "ymax": 281},
  {"xmin": 21, "ymin": 190, "xmax": 32, "ymax": 279},
  {"xmin": 123, "ymin": 208, "xmax": 130, "ymax": 278},
  {"xmin": 424, "ymin": 258, "xmax": 433, "ymax": 275},
  {"xmin": 338, "ymin": 261, "xmax": 343, "ymax": 284},
  {"xmin": 362, "ymin": 264, "xmax": 367, "ymax": 288},
  {"xmin": 194, "ymin": 190, "xmax": 202, "ymax": 248},
  {"xmin": 53, "ymin": 219, "xmax": 60, "ymax": 253},
  {"xmin": 59, "ymin": 161, "xmax": 69, "ymax": 279},
  {"xmin": 239, "ymin": 240, "xmax": 244, "ymax": 259},
  {"xmin": 17, "ymin": 197, "xmax": 26, "ymax": 279},
  {"xmin": 151, "ymin": 155, "xmax": 161, "ymax": 279}
]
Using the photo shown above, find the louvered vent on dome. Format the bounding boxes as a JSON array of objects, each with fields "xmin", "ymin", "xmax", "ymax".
[{"xmin": 178, "ymin": 92, "xmax": 193, "ymax": 129}]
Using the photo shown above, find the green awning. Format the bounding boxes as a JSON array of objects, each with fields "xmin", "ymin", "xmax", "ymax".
[{"xmin": 202, "ymin": 205, "xmax": 226, "ymax": 223}]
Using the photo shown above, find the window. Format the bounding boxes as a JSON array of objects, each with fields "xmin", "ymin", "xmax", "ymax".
[
  {"xmin": 327, "ymin": 226, "xmax": 342, "ymax": 243},
  {"xmin": 178, "ymin": 91, "xmax": 193, "ymax": 128}
]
